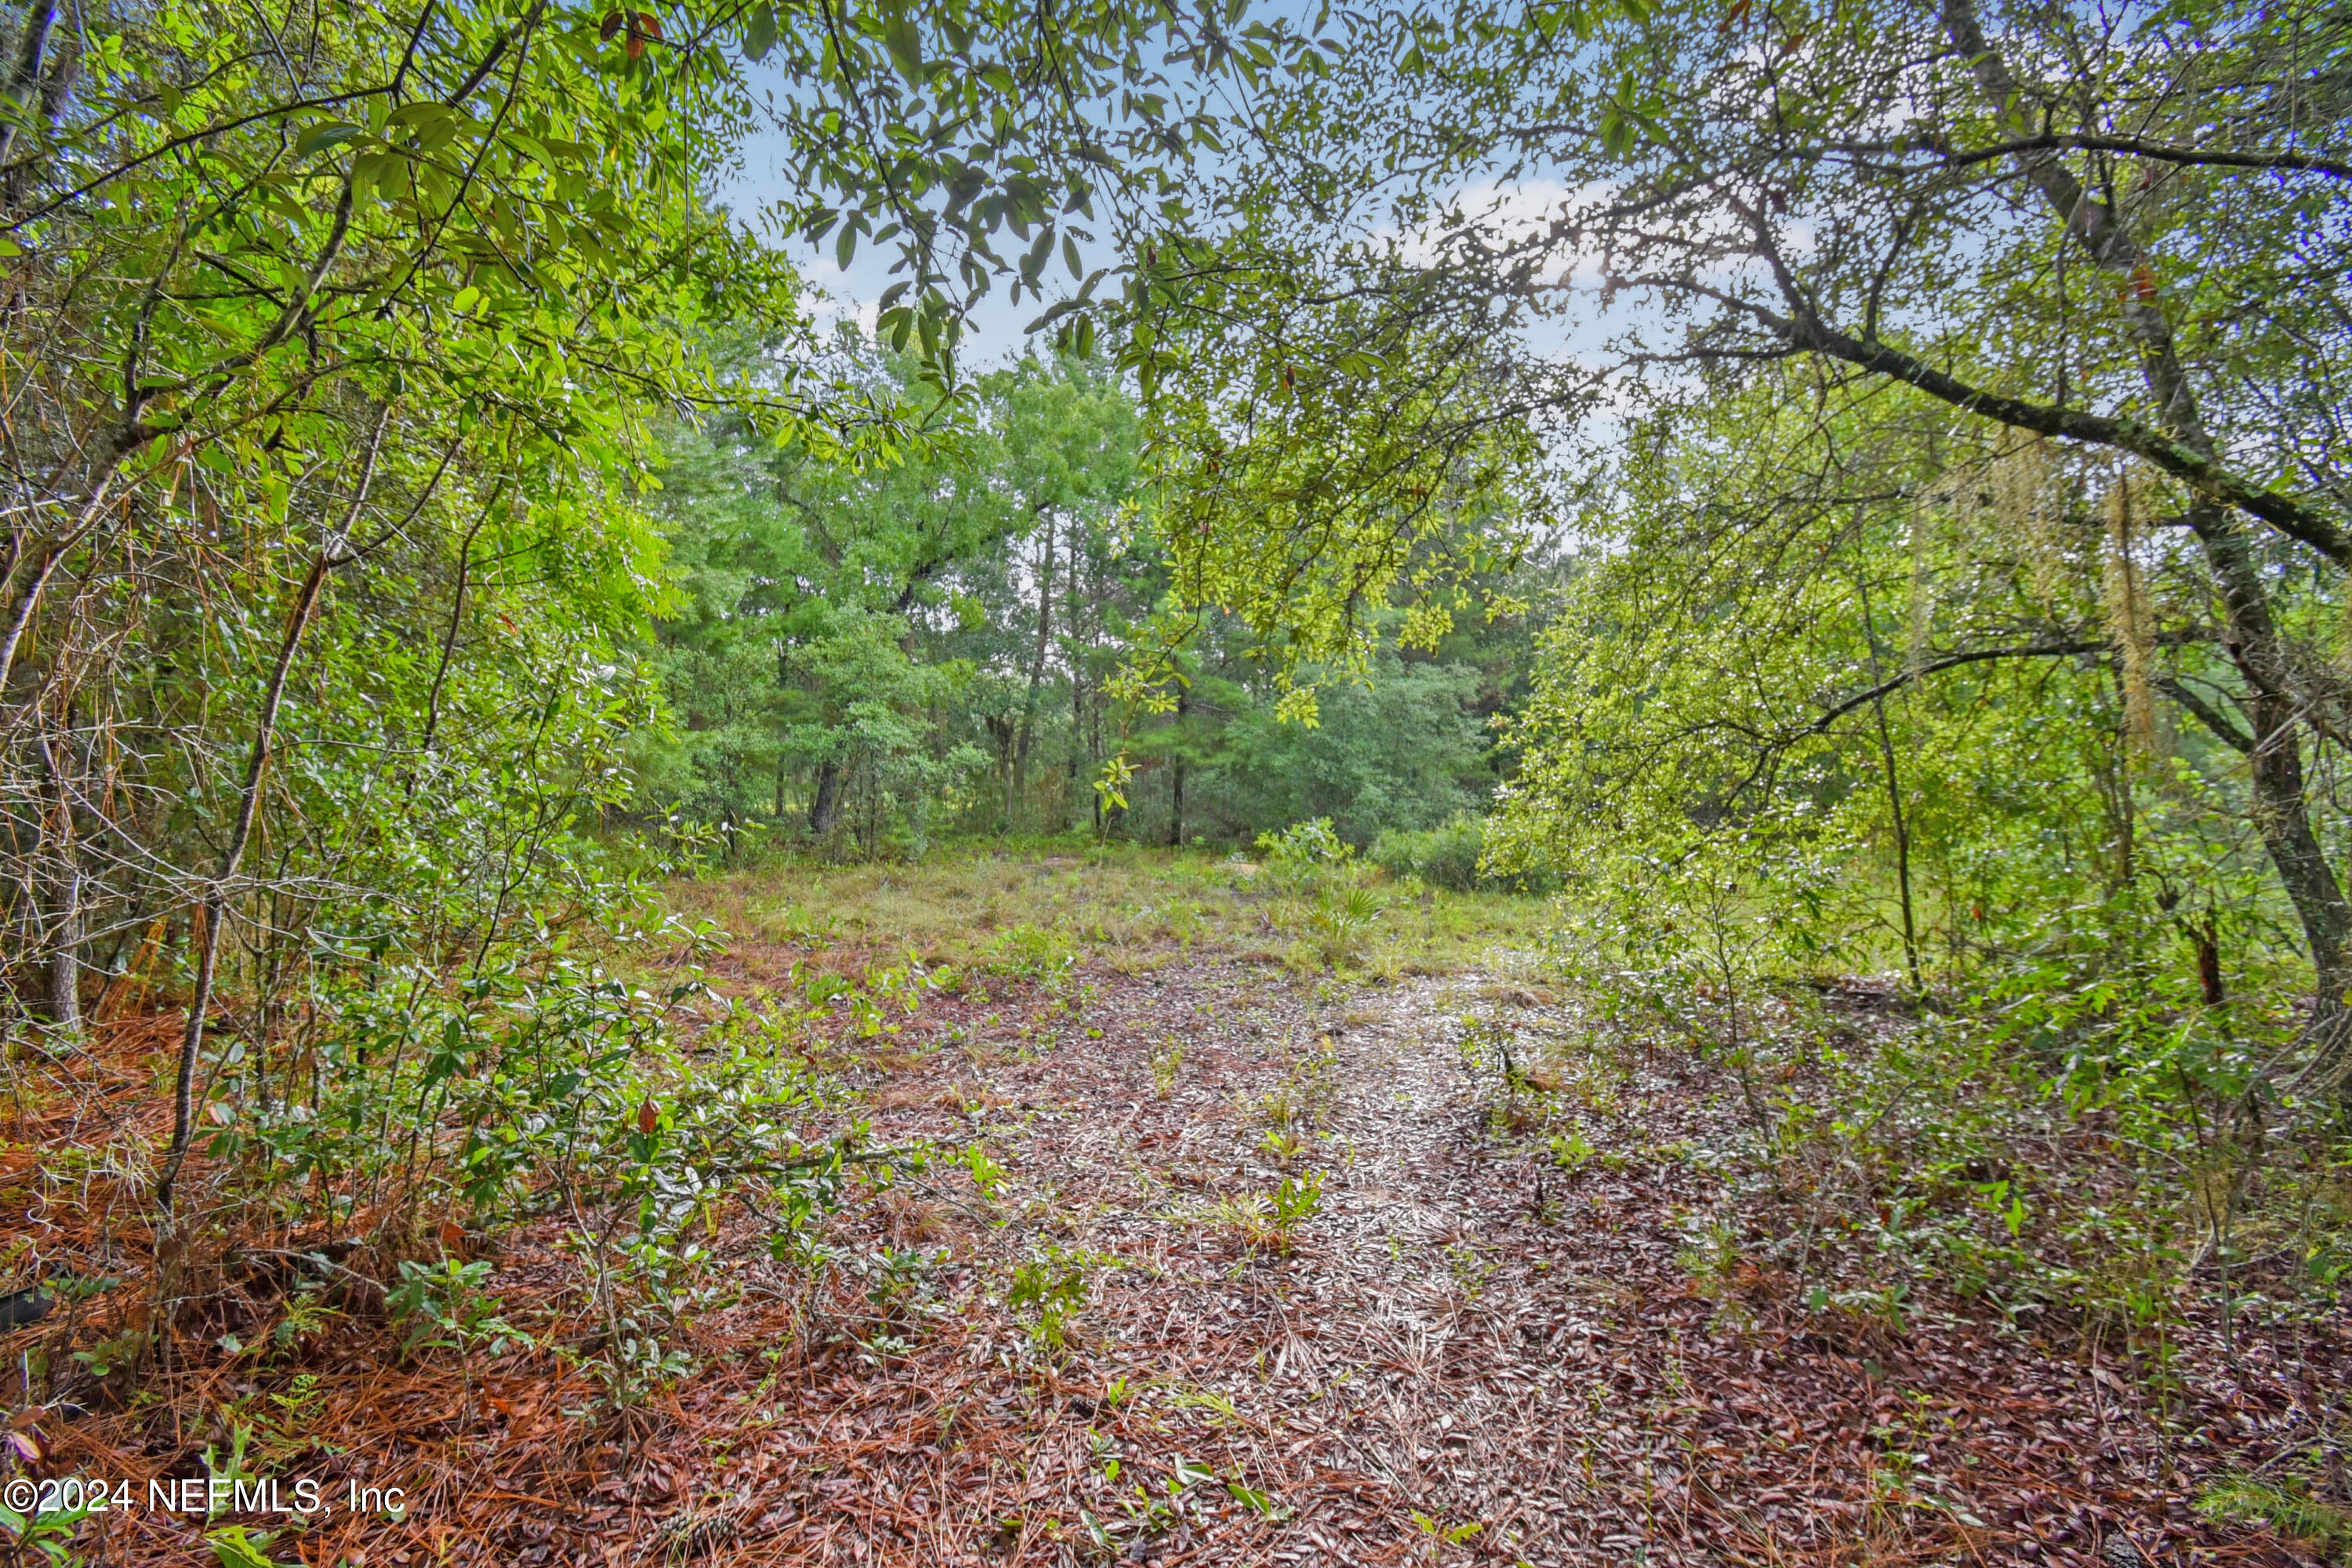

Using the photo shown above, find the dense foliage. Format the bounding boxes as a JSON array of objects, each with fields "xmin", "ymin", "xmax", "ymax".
[
  {"xmin": 633, "ymin": 349, "xmax": 1537, "ymax": 855},
  {"xmin": 1140, "ymin": 0, "xmax": 2352, "ymax": 1094},
  {"xmin": 0, "ymin": 0, "xmax": 1309, "ymax": 1262},
  {"xmin": 3, "ymin": 0, "xmax": 2350, "ymax": 1553}
]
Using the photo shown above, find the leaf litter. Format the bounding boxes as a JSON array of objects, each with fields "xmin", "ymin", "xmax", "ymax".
[{"xmin": 4, "ymin": 946, "xmax": 2345, "ymax": 1566}]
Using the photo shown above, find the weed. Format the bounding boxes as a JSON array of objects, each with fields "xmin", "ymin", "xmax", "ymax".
[
  {"xmin": 1007, "ymin": 1243, "xmax": 1109, "ymax": 1355},
  {"xmin": 1259, "ymin": 1127, "xmax": 1307, "ymax": 1160},
  {"xmin": 205, "ymin": 1525, "xmax": 292, "ymax": 1568},
  {"xmin": 1409, "ymin": 1510, "xmax": 1483, "ymax": 1563},
  {"xmin": 1806, "ymin": 1280, "xmax": 1911, "ymax": 1338},
  {"xmin": 267, "ymin": 1284, "xmax": 338, "ymax": 1359},
  {"xmin": 1225, "ymin": 1477, "xmax": 1291, "ymax": 1519},
  {"xmin": 960, "ymin": 1142, "xmax": 1008, "ymax": 1198},
  {"xmin": 386, "ymin": 1258, "xmax": 530, "ymax": 1359},
  {"xmin": 1247, "ymin": 1035, "xmax": 1339, "ymax": 1134},
  {"xmin": 1149, "ymin": 1036, "xmax": 1185, "ymax": 1098},
  {"xmin": 1255, "ymin": 819, "xmax": 1356, "ymax": 893},
  {"xmin": 1458, "ymin": 1014, "xmax": 1515, "ymax": 1081},
  {"xmin": 1676, "ymin": 1218, "xmax": 1744, "ymax": 1303},
  {"xmin": 985, "ymin": 924, "xmax": 1079, "ymax": 995},
  {"xmin": 673, "ymin": 848, "xmax": 1553, "ymax": 984},
  {"xmin": 848, "ymin": 1246, "xmax": 946, "ymax": 1362},
  {"xmin": 0, "ymin": 1483, "xmax": 96, "ymax": 1567},
  {"xmin": 1089, "ymin": 1453, "xmax": 1224, "ymax": 1556},
  {"xmin": 1441, "ymin": 1240, "xmax": 1497, "ymax": 1301},
  {"xmin": 68, "ymin": 1325, "xmax": 147, "ymax": 1387},
  {"xmin": 1272, "ymin": 1170, "xmax": 1324, "ymax": 1238},
  {"xmin": 1202, "ymin": 1170, "xmax": 1323, "ymax": 1254},
  {"xmin": 1169, "ymin": 1386, "xmax": 1245, "ymax": 1425},
  {"xmin": 2068, "ymin": 1233, "xmax": 2183, "ymax": 1366},
  {"xmin": 750, "ymin": 899, "xmax": 843, "ymax": 946},
  {"xmin": 1305, "ymin": 884, "xmax": 1383, "ymax": 967},
  {"xmin": 2198, "ymin": 1473, "xmax": 2352, "ymax": 1552}
]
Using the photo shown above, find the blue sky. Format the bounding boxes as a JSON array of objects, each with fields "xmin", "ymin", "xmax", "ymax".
[{"xmin": 714, "ymin": 74, "xmax": 1123, "ymax": 373}]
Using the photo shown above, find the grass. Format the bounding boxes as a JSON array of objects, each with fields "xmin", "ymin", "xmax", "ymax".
[
  {"xmin": 665, "ymin": 841, "xmax": 1555, "ymax": 981},
  {"xmin": 2198, "ymin": 1474, "xmax": 2352, "ymax": 1559}
]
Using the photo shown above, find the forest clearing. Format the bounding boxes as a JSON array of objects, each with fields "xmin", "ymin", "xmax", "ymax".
[
  {"xmin": 5, "ymin": 0, "xmax": 2351, "ymax": 1563},
  {"xmin": 6, "ymin": 851, "xmax": 2347, "ymax": 1565}
]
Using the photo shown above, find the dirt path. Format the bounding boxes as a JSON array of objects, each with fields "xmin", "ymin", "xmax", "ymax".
[
  {"xmin": 24, "ymin": 931, "xmax": 2336, "ymax": 1566},
  {"xmin": 625, "ymin": 953, "xmax": 2311, "ymax": 1567}
]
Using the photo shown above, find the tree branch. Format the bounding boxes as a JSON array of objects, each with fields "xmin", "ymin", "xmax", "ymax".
[
  {"xmin": 1760, "ymin": 299, "xmax": 2352, "ymax": 566},
  {"xmin": 2155, "ymin": 676, "xmax": 2254, "ymax": 753},
  {"xmin": 1802, "ymin": 631, "xmax": 2209, "ymax": 735},
  {"xmin": 1831, "ymin": 132, "xmax": 2352, "ymax": 182}
]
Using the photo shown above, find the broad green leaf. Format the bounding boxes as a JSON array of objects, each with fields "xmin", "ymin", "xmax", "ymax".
[
  {"xmin": 884, "ymin": 13, "xmax": 925, "ymax": 84},
  {"xmin": 295, "ymin": 121, "xmax": 365, "ymax": 158},
  {"xmin": 745, "ymin": 2, "xmax": 779, "ymax": 60}
]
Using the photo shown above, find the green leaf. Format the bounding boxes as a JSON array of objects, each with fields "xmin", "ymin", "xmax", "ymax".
[
  {"xmin": 884, "ymin": 14, "xmax": 924, "ymax": 85},
  {"xmin": 744, "ymin": 2, "xmax": 779, "ymax": 60},
  {"xmin": 384, "ymin": 101, "xmax": 456, "ymax": 131},
  {"xmin": 1023, "ymin": 223, "xmax": 1054, "ymax": 282},
  {"xmin": 207, "ymin": 1526, "xmax": 287, "ymax": 1568},
  {"xmin": 1025, "ymin": 299, "xmax": 1077, "ymax": 333},
  {"xmin": 295, "ymin": 121, "xmax": 365, "ymax": 158}
]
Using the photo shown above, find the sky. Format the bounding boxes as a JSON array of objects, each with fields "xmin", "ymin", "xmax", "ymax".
[
  {"xmin": 716, "ymin": 99, "xmax": 1117, "ymax": 374},
  {"xmin": 702, "ymin": 30, "xmax": 1650, "ymax": 410}
]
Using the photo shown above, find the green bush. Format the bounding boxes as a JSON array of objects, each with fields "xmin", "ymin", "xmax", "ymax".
[
  {"xmin": 1372, "ymin": 814, "xmax": 1554, "ymax": 893},
  {"xmin": 1254, "ymin": 818, "xmax": 1359, "ymax": 892},
  {"xmin": 1373, "ymin": 815, "xmax": 1484, "ymax": 890}
]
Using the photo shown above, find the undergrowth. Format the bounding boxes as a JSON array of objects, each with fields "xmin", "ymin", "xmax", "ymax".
[
  {"xmin": 1517, "ymin": 886, "xmax": 2352, "ymax": 1380},
  {"xmin": 670, "ymin": 840, "xmax": 1551, "ymax": 980}
]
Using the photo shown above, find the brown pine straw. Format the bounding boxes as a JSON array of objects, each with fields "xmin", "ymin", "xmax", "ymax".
[{"xmin": 3, "ymin": 949, "xmax": 2342, "ymax": 1566}]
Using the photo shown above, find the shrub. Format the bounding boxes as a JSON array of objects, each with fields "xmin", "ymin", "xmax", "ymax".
[
  {"xmin": 1254, "ymin": 818, "xmax": 1357, "ymax": 893},
  {"xmin": 1372, "ymin": 814, "xmax": 1555, "ymax": 893},
  {"xmin": 1372, "ymin": 815, "xmax": 1485, "ymax": 890}
]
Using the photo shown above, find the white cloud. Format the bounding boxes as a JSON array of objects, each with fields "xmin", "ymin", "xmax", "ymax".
[
  {"xmin": 799, "ymin": 284, "xmax": 882, "ymax": 343},
  {"xmin": 1392, "ymin": 177, "xmax": 1613, "ymax": 285}
]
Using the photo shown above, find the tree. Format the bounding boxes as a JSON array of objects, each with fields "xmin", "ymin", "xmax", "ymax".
[
  {"xmin": 639, "ymin": 348, "xmax": 1148, "ymax": 847},
  {"xmin": 0, "ymin": 0, "xmax": 1265, "ymax": 1203},
  {"xmin": 1488, "ymin": 376, "xmax": 2270, "ymax": 997},
  {"xmin": 1142, "ymin": 0, "xmax": 2352, "ymax": 1086}
]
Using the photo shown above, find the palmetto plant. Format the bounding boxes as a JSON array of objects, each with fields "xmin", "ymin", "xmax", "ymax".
[{"xmin": 1305, "ymin": 883, "xmax": 1382, "ymax": 967}]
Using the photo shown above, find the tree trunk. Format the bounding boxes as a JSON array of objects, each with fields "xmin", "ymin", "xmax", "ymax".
[
  {"xmin": 1853, "ymin": 572, "xmax": 1920, "ymax": 994},
  {"xmin": 808, "ymin": 760, "xmax": 841, "ymax": 836},
  {"xmin": 982, "ymin": 714, "xmax": 1016, "ymax": 826},
  {"xmin": 156, "ymin": 550, "xmax": 336, "ymax": 1210},
  {"xmin": 1067, "ymin": 661, "xmax": 1084, "ymax": 835},
  {"xmin": 0, "ymin": 2, "xmax": 57, "ymax": 170},
  {"xmin": 1011, "ymin": 514, "xmax": 1056, "ymax": 816},
  {"xmin": 1943, "ymin": 0, "xmax": 2352, "ymax": 1089},
  {"xmin": 156, "ymin": 408, "xmax": 387, "ymax": 1210},
  {"xmin": 1167, "ymin": 688, "xmax": 1189, "ymax": 848},
  {"xmin": 2, "ymin": 0, "xmax": 75, "ymax": 209},
  {"xmin": 2194, "ymin": 913, "xmax": 2225, "ymax": 1006},
  {"xmin": 34, "ymin": 717, "xmax": 79, "ymax": 1037},
  {"xmin": 1065, "ymin": 534, "xmax": 1087, "ymax": 833}
]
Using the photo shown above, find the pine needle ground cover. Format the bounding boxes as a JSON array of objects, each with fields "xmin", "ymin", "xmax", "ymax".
[{"xmin": 5, "ymin": 851, "xmax": 2345, "ymax": 1566}]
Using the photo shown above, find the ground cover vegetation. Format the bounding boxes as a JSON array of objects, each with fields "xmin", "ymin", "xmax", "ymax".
[{"xmin": 1, "ymin": 0, "xmax": 2349, "ymax": 1562}]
